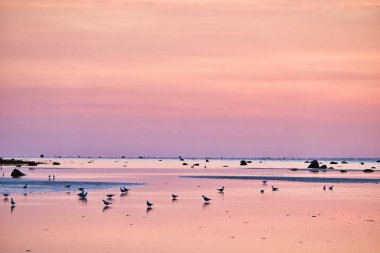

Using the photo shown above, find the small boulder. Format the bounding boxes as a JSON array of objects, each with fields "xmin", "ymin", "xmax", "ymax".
[
  {"xmin": 340, "ymin": 170, "xmax": 348, "ymax": 173},
  {"xmin": 320, "ymin": 165, "xmax": 327, "ymax": 169},
  {"xmin": 11, "ymin": 169, "xmax": 26, "ymax": 178},
  {"xmin": 330, "ymin": 161, "xmax": 338, "ymax": 164},
  {"xmin": 290, "ymin": 168, "xmax": 298, "ymax": 171},
  {"xmin": 182, "ymin": 163, "xmax": 188, "ymax": 166},
  {"xmin": 308, "ymin": 160, "xmax": 319, "ymax": 169},
  {"xmin": 53, "ymin": 162, "xmax": 60, "ymax": 165},
  {"xmin": 240, "ymin": 160, "xmax": 247, "ymax": 166},
  {"xmin": 363, "ymin": 169, "xmax": 374, "ymax": 173},
  {"xmin": 341, "ymin": 161, "xmax": 348, "ymax": 164}
]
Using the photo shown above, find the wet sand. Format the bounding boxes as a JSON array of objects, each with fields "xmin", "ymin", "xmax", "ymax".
[{"xmin": 0, "ymin": 158, "xmax": 379, "ymax": 253}]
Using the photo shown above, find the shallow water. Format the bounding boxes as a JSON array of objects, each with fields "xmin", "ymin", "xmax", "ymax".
[{"xmin": 0, "ymin": 158, "xmax": 379, "ymax": 253}]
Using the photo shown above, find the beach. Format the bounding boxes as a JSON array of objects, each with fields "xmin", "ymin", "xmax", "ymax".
[{"xmin": 1, "ymin": 158, "xmax": 379, "ymax": 253}]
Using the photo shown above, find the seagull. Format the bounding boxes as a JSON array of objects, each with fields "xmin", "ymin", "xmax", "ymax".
[
  {"xmin": 78, "ymin": 187, "xmax": 85, "ymax": 191},
  {"xmin": 23, "ymin": 184, "xmax": 28, "ymax": 189},
  {"xmin": 106, "ymin": 194, "xmax": 115, "ymax": 199},
  {"xmin": 260, "ymin": 189, "xmax": 265, "ymax": 193},
  {"xmin": 217, "ymin": 186, "xmax": 224, "ymax": 193},
  {"xmin": 78, "ymin": 191, "xmax": 88, "ymax": 199},
  {"xmin": 272, "ymin": 186, "xmax": 279, "ymax": 191},
  {"xmin": 146, "ymin": 200, "xmax": 153, "ymax": 207},
  {"xmin": 65, "ymin": 185, "xmax": 71, "ymax": 188},
  {"xmin": 329, "ymin": 186, "xmax": 334, "ymax": 190},
  {"xmin": 262, "ymin": 180, "xmax": 268, "ymax": 184},
  {"xmin": 122, "ymin": 187, "xmax": 129, "ymax": 192},
  {"xmin": 10, "ymin": 198, "xmax": 15, "ymax": 206},
  {"xmin": 323, "ymin": 185, "xmax": 326, "ymax": 190},
  {"xmin": 202, "ymin": 195, "xmax": 211, "ymax": 202},
  {"xmin": 3, "ymin": 193, "xmax": 10, "ymax": 198},
  {"xmin": 102, "ymin": 200, "xmax": 112, "ymax": 206},
  {"xmin": 172, "ymin": 194, "xmax": 178, "ymax": 200}
]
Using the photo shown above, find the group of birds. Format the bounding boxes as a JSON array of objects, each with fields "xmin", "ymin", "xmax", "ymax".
[{"xmin": 3, "ymin": 181, "xmax": 335, "ymax": 209}]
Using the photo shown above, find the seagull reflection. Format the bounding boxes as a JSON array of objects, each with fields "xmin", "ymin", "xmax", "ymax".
[
  {"xmin": 11, "ymin": 205, "xmax": 15, "ymax": 213},
  {"xmin": 146, "ymin": 207, "xmax": 153, "ymax": 214},
  {"xmin": 102, "ymin": 206, "xmax": 110, "ymax": 212},
  {"xmin": 202, "ymin": 202, "xmax": 210, "ymax": 209},
  {"xmin": 79, "ymin": 198, "xmax": 87, "ymax": 205}
]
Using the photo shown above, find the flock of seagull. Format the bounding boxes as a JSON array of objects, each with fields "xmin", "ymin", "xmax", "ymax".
[{"xmin": 2, "ymin": 181, "xmax": 335, "ymax": 210}]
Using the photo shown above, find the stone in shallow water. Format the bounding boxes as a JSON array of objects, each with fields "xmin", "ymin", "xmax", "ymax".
[
  {"xmin": 308, "ymin": 160, "xmax": 319, "ymax": 169},
  {"xmin": 11, "ymin": 169, "xmax": 26, "ymax": 178}
]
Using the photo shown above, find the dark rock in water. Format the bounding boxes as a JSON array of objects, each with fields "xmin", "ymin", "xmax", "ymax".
[
  {"xmin": 360, "ymin": 162, "xmax": 364, "ymax": 165},
  {"xmin": 328, "ymin": 167, "xmax": 335, "ymax": 170},
  {"xmin": 27, "ymin": 161, "xmax": 38, "ymax": 166},
  {"xmin": 290, "ymin": 168, "xmax": 298, "ymax": 171},
  {"xmin": 304, "ymin": 161, "xmax": 310, "ymax": 163},
  {"xmin": 53, "ymin": 162, "xmax": 60, "ymax": 165},
  {"xmin": 330, "ymin": 161, "xmax": 338, "ymax": 164},
  {"xmin": 180, "ymin": 158, "xmax": 185, "ymax": 161},
  {"xmin": 341, "ymin": 161, "xmax": 348, "ymax": 164},
  {"xmin": 240, "ymin": 160, "xmax": 247, "ymax": 166},
  {"xmin": 222, "ymin": 165, "xmax": 228, "ymax": 167},
  {"xmin": 247, "ymin": 161, "xmax": 252, "ymax": 163},
  {"xmin": 205, "ymin": 159, "xmax": 209, "ymax": 162},
  {"xmin": 309, "ymin": 169, "xmax": 319, "ymax": 173},
  {"xmin": 182, "ymin": 163, "xmax": 188, "ymax": 166},
  {"xmin": 320, "ymin": 165, "xmax": 327, "ymax": 169},
  {"xmin": 11, "ymin": 169, "xmax": 26, "ymax": 177},
  {"xmin": 376, "ymin": 160, "xmax": 380, "ymax": 163},
  {"xmin": 40, "ymin": 154, "xmax": 44, "ymax": 158},
  {"xmin": 363, "ymin": 169, "xmax": 374, "ymax": 173},
  {"xmin": 308, "ymin": 160, "xmax": 319, "ymax": 169},
  {"xmin": 340, "ymin": 170, "xmax": 348, "ymax": 173},
  {"xmin": 121, "ymin": 156, "xmax": 125, "ymax": 159},
  {"xmin": 193, "ymin": 163, "xmax": 200, "ymax": 166}
]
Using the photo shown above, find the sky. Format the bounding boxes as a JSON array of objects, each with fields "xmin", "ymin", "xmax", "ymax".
[{"xmin": 0, "ymin": 0, "xmax": 380, "ymax": 158}]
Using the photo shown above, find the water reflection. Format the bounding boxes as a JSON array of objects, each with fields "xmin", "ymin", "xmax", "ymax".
[
  {"xmin": 146, "ymin": 207, "xmax": 153, "ymax": 214},
  {"xmin": 11, "ymin": 205, "xmax": 15, "ymax": 213},
  {"xmin": 102, "ymin": 206, "xmax": 111, "ymax": 212}
]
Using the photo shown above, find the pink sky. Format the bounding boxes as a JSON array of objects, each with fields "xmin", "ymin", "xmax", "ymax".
[{"xmin": 0, "ymin": 0, "xmax": 379, "ymax": 157}]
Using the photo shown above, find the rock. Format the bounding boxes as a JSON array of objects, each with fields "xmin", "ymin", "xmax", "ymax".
[
  {"xmin": 360, "ymin": 162, "xmax": 364, "ymax": 165},
  {"xmin": 205, "ymin": 159, "xmax": 209, "ymax": 162},
  {"xmin": 363, "ymin": 169, "xmax": 374, "ymax": 173},
  {"xmin": 328, "ymin": 167, "xmax": 335, "ymax": 170},
  {"xmin": 309, "ymin": 169, "xmax": 319, "ymax": 173},
  {"xmin": 330, "ymin": 161, "xmax": 338, "ymax": 164},
  {"xmin": 341, "ymin": 161, "xmax": 348, "ymax": 164},
  {"xmin": 340, "ymin": 170, "xmax": 348, "ymax": 173},
  {"xmin": 240, "ymin": 160, "xmax": 247, "ymax": 166},
  {"xmin": 307, "ymin": 160, "xmax": 319, "ymax": 169},
  {"xmin": 27, "ymin": 161, "xmax": 38, "ymax": 166},
  {"xmin": 182, "ymin": 163, "xmax": 188, "ymax": 166},
  {"xmin": 376, "ymin": 160, "xmax": 380, "ymax": 163},
  {"xmin": 193, "ymin": 163, "xmax": 200, "ymax": 166},
  {"xmin": 247, "ymin": 161, "xmax": 252, "ymax": 163},
  {"xmin": 320, "ymin": 165, "xmax": 327, "ymax": 169},
  {"xmin": 304, "ymin": 161, "xmax": 310, "ymax": 163},
  {"xmin": 40, "ymin": 154, "xmax": 44, "ymax": 158},
  {"xmin": 290, "ymin": 168, "xmax": 298, "ymax": 171},
  {"xmin": 53, "ymin": 162, "xmax": 60, "ymax": 165},
  {"xmin": 11, "ymin": 169, "xmax": 26, "ymax": 177}
]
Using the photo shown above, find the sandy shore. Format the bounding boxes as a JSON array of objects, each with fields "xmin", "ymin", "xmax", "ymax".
[{"xmin": 0, "ymin": 158, "xmax": 379, "ymax": 253}]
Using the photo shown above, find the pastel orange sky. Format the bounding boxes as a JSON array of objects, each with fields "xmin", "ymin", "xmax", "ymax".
[{"xmin": 1, "ymin": 0, "xmax": 379, "ymax": 157}]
